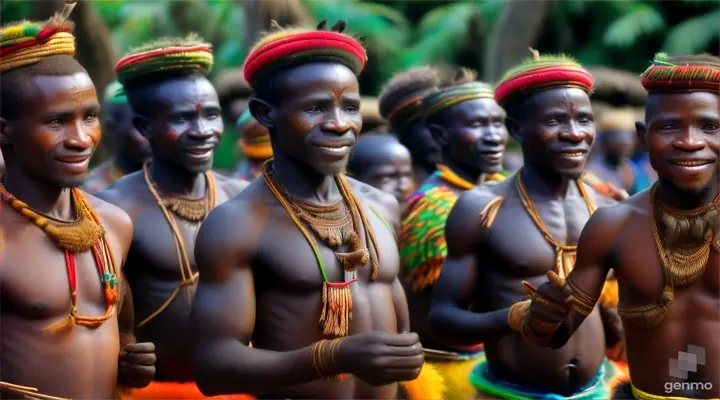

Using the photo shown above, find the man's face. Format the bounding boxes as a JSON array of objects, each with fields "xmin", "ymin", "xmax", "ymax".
[
  {"xmin": 401, "ymin": 119, "xmax": 442, "ymax": 171},
  {"xmin": 356, "ymin": 142, "xmax": 414, "ymax": 203},
  {"xmin": 436, "ymin": 98, "xmax": 509, "ymax": 175},
  {"xmin": 517, "ymin": 88, "xmax": 595, "ymax": 179},
  {"xmin": 102, "ymin": 102, "xmax": 151, "ymax": 167},
  {"xmin": 141, "ymin": 75, "xmax": 223, "ymax": 174},
  {"xmin": 3, "ymin": 73, "xmax": 100, "ymax": 188},
  {"xmin": 270, "ymin": 63, "xmax": 362, "ymax": 176},
  {"xmin": 601, "ymin": 129, "xmax": 636, "ymax": 159},
  {"xmin": 640, "ymin": 92, "xmax": 719, "ymax": 193}
]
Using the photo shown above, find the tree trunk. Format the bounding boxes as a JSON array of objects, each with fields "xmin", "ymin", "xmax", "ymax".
[
  {"xmin": 483, "ymin": 0, "xmax": 555, "ymax": 82},
  {"xmin": 32, "ymin": 0, "xmax": 118, "ymax": 164}
]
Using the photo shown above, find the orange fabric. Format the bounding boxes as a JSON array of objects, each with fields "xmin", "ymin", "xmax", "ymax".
[
  {"xmin": 123, "ymin": 381, "xmax": 254, "ymax": 400},
  {"xmin": 607, "ymin": 360, "xmax": 631, "ymax": 395}
]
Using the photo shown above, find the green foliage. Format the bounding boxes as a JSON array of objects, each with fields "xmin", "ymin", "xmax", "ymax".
[
  {"xmin": 661, "ymin": 9, "xmax": 720, "ymax": 55},
  {"xmin": 603, "ymin": 2, "xmax": 666, "ymax": 49}
]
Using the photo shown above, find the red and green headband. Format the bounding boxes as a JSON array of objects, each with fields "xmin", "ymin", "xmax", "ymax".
[
  {"xmin": 495, "ymin": 49, "xmax": 594, "ymax": 107},
  {"xmin": 641, "ymin": 52, "xmax": 720, "ymax": 93},
  {"xmin": 243, "ymin": 21, "xmax": 367, "ymax": 85}
]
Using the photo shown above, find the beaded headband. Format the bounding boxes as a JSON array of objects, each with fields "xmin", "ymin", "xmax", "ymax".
[
  {"xmin": 115, "ymin": 34, "xmax": 214, "ymax": 86},
  {"xmin": 640, "ymin": 52, "xmax": 720, "ymax": 93},
  {"xmin": 243, "ymin": 20, "xmax": 367, "ymax": 85},
  {"xmin": 495, "ymin": 48, "xmax": 594, "ymax": 107},
  {"xmin": 0, "ymin": 2, "xmax": 77, "ymax": 73},
  {"xmin": 236, "ymin": 109, "xmax": 272, "ymax": 160},
  {"xmin": 103, "ymin": 80, "xmax": 127, "ymax": 105},
  {"xmin": 420, "ymin": 82, "xmax": 495, "ymax": 119}
]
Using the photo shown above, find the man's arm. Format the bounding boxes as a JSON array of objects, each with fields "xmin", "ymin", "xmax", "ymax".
[
  {"xmin": 191, "ymin": 203, "xmax": 343, "ymax": 396},
  {"xmin": 526, "ymin": 205, "xmax": 628, "ymax": 349},
  {"xmin": 428, "ymin": 191, "xmax": 512, "ymax": 345}
]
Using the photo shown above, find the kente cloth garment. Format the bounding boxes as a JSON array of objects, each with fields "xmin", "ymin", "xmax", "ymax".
[
  {"xmin": 470, "ymin": 358, "xmax": 625, "ymax": 400},
  {"xmin": 425, "ymin": 345, "xmax": 486, "ymax": 400},
  {"xmin": 122, "ymin": 381, "xmax": 254, "ymax": 399},
  {"xmin": 400, "ymin": 178, "xmax": 460, "ymax": 293}
]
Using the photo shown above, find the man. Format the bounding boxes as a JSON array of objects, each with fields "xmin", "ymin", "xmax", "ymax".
[
  {"xmin": 95, "ymin": 35, "xmax": 248, "ymax": 399},
  {"xmin": 231, "ymin": 109, "xmax": 272, "ymax": 181},
  {"xmin": 82, "ymin": 80, "xmax": 152, "ymax": 193},
  {"xmin": 0, "ymin": 5, "xmax": 155, "ymax": 397},
  {"xmin": 428, "ymin": 51, "xmax": 626, "ymax": 399},
  {"xmin": 347, "ymin": 131, "xmax": 414, "ymax": 206},
  {"xmin": 588, "ymin": 107, "xmax": 651, "ymax": 195},
  {"xmin": 214, "ymin": 67, "xmax": 252, "ymax": 125},
  {"xmin": 523, "ymin": 53, "xmax": 719, "ymax": 399},
  {"xmin": 398, "ymin": 78, "xmax": 508, "ymax": 400},
  {"xmin": 190, "ymin": 21, "xmax": 434, "ymax": 399},
  {"xmin": 378, "ymin": 66, "xmax": 442, "ymax": 184}
]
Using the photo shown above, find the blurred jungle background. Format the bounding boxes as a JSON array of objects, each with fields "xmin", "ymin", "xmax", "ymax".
[{"xmin": 1, "ymin": 0, "xmax": 718, "ymax": 170}]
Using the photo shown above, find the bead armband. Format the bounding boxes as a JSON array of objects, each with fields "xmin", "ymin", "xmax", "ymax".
[
  {"xmin": 567, "ymin": 278, "xmax": 598, "ymax": 316},
  {"xmin": 508, "ymin": 300, "xmax": 531, "ymax": 332},
  {"xmin": 311, "ymin": 338, "xmax": 344, "ymax": 379}
]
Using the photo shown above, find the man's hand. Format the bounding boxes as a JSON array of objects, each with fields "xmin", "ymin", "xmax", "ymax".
[
  {"xmin": 118, "ymin": 342, "xmax": 156, "ymax": 388},
  {"xmin": 523, "ymin": 272, "xmax": 574, "ymax": 338}
]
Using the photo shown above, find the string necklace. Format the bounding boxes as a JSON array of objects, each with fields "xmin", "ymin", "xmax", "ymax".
[
  {"xmin": 436, "ymin": 164, "xmax": 474, "ymax": 190},
  {"xmin": 137, "ymin": 162, "xmax": 216, "ymax": 327},
  {"xmin": 0, "ymin": 180, "xmax": 118, "ymax": 333},
  {"xmin": 262, "ymin": 161, "xmax": 380, "ymax": 338},
  {"xmin": 515, "ymin": 168, "xmax": 596, "ymax": 278}
]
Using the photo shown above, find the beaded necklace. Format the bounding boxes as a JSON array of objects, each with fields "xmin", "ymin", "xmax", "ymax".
[
  {"xmin": 0, "ymin": 180, "xmax": 118, "ymax": 333},
  {"xmin": 262, "ymin": 161, "xmax": 380, "ymax": 338},
  {"xmin": 136, "ymin": 162, "xmax": 216, "ymax": 327},
  {"xmin": 515, "ymin": 168, "xmax": 596, "ymax": 278}
]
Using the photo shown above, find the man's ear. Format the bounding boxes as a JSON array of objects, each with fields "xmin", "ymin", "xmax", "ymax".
[
  {"xmin": 133, "ymin": 114, "xmax": 151, "ymax": 142},
  {"xmin": 249, "ymin": 97, "xmax": 275, "ymax": 129},
  {"xmin": 0, "ymin": 117, "xmax": 11, "ymax": 145},
  {"xmin": 505, "ymin": 117, "xmax": 523, "ymax": 143},
  {"xmin": 635, "ymin": 120, "xmax": 647, "ymax": 150},
  {"xmin": 428, "ymin": 123, "xmax": 449, "ymax": 146}
]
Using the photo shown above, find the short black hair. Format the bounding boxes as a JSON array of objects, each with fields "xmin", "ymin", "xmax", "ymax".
[{"xmin": 0, "ymin": 55, "xmax": 87, "ymax": 121}]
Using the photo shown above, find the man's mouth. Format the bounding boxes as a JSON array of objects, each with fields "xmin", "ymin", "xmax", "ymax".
[
  {"xmin": 479, "ymin": 151, "xmax": 503, "ymax": 162},
  {"xmin": 558, "ymin": 150, "xmax": 587, "ymax": 157},
  {"xmin": 185, "ymin": 147, "xmax": 214, "ymax": 156},
  {"xmin": 56, "ymin": 155, "xmax": 91, "ymax": 163},
  {"xmin": 668, "ymin": 159, "xmax": 713, "ymax": 167}
]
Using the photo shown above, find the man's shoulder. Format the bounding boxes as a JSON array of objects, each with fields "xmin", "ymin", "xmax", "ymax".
[
  {"xmin": 453, "ymin": 178, "xmax": 511, "ymax": 217},
  {"xmin": 83, "ymin": 192, "xmax": 134, "ymax": 239},
  {"xmin": 212, "ymin": 171, "xmax": 250, "ymax": 198},
  {"xmin": 93, "ymin": 171, "xmax": 148, "ymax": 215},
  {"xmin": 585, "ymin": 189, "xmax": 648, "ymax": 240},
  {"xmin": 346, "ymin": 177, "xmax": 399, "ymax": 221}
]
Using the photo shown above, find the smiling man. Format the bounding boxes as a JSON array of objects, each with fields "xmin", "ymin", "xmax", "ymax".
[
  {"xmin": 95, "ymin": 35, "xmax": 248, "ymax": 399},
  {"xmin": 0, "ymin": 4, "xmax": 155, "ymax": 397},
  {"xmin": 189, "ymin": 20, "xmax": 434, "ymax": 399},
  {"xmin": 397, "ymin": 77, "xmax": 509, "ymax": 400},
  {"xmin": 522, "ymin": 53, "xmax": 719, "ymax": 399},
  {"xmin": 427, "ymin": 51, "xmax": 626, "ymax": 399}
]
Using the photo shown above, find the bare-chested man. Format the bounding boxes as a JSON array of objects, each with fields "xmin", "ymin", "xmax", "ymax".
[
  {"xmin": 0, "ymin": 6, "xmax": 155, "ymax": 398},
  {"xmin": 82, "ymin": 80, "xmax": 152, "ymax": 194},
  {"xmin": 347, "ymin": 132, "xmax": 414, "ymax": 206},
  {"xmin": 524, "ymin": 54, "xmax": 719, "ymax": 400},
  {"xmin": 398, "ymin": 77, "xmax": 508, "ymax": 400},
  {"xmin": 95, "ymin": 35, "xmax": 248, "ymax": 399},
  {"xmin": 378, "ymin": 66, "xmax": 443, "ymax": 185},
  {"xmin": 190, "ymin": 21, "xmax": 432, "ymax": 399},
  {"xmin": 428, "ymin": 52, "xmax": 627, "ymax": 399}
]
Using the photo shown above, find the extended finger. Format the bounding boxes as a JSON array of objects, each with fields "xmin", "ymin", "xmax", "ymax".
[
  {"xmin": 382, "ymin": 343, "xmax": 424, "ymax": 357},
  {"xmin": 381, "ymin": 366, "xmax": 423, "ymax": 382},
  {"xmin": 119, "ymin": 363, "xmax": 155, "ymax": 377},
  {"xmin": 124, "ymin": 342, "xmax": 155, "ymax": 353},
  {"xmin": 123, "ymin": 352, "xmax": 157, "ymax": 366},
  {"xmin": 546, "ymin": 271, "xmax": 566, "ymax": 289},
  {"xmin": 381, "ymin": 332, "xmax": 420, "ymax": 347},
  {"xmin": 522, "ymin": 281, "xmax": 537, "ymax": 296},
  {"xmin": 377, "ymin": 354, "xmax": 425, "ymax": 369}
]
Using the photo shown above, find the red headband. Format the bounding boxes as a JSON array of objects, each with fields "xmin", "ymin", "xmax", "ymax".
[
  {"xmin": 244, "ymin": 31, "xmax": 366, "ymax": 84},
  {"xmin": 495, "ymin": 66, "xmax": 594, "ymax": 107}
]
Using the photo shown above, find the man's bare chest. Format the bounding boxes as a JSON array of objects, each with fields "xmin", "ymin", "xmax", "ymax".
[{"xmin": 483, "ymin": 197, "xmax": 592, "ymax": 276}]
